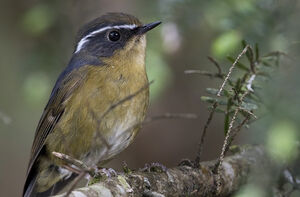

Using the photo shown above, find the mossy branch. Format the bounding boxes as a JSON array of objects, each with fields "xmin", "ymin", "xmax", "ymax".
[{"xmin": 54, "ymin": 146, "xmax": 270, "ymax": 197}]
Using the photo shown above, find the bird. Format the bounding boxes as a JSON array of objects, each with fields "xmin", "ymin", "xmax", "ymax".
[{"xmin": 23, "ymin": 12, "xmax": 161, "ymax": 197}]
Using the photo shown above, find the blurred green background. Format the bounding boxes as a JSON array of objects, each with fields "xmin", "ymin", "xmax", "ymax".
[{"xmin": 0, "ymin": 0, "xmax": 299, "ymax": 196}]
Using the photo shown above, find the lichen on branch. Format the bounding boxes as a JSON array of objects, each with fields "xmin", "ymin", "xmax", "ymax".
[{"xmin": 54, "ymin": 146, "xmax": 270, "ymax": 197}]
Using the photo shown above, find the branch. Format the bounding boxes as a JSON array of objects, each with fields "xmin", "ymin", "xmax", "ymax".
[{"xmin": 54, "ymin": 146, "xmax": 270, "ymax": 197}]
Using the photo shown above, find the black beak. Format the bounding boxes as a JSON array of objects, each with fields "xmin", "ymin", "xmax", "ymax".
[{"xmin": 138, "ymin": 21, "xmax": 161, "ymax": 34}]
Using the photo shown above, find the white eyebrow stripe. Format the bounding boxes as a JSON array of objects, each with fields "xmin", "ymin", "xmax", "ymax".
[{"xmin": 74, "ymin": 24, "xmax": 138, "ymax": 53}]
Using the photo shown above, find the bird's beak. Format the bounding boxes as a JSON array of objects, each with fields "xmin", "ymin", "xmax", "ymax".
[{"xmin": 137, "ymin": 21, "xmax": 161, "ymax": 34}]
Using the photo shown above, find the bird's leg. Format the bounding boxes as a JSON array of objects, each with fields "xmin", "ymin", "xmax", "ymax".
[
  {"xmin": 61, "ymin": 164, "xmax": 82, "ymax": 175},
  {"xmin": 140, "ymin": 162, "xmax": 167, "ymax": 173},
  {"xmin": 52, "ymin": 152, "xmax": 95, "ymax": 177},
  {"xmin": 178, "ymin": 158, "xmax": 196, "ymax": 167},
  {"xmin": 52, "ymin": 151, "xmax": 118, "ymax": 186}
]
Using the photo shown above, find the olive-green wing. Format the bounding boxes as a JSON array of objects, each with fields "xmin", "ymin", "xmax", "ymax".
[{"xmin": 26, "ymin": 68, "xmax": 88, "ymax": 176}]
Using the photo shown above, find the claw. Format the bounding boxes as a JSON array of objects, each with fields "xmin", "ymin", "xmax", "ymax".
[
  {"xmin": 178, "ymin": 159, "xmax": 195, "ymax": 167},
  {"xmin": 141, "ymin": 162, "xmax": 167, "ymax": 173},
  {"xmin": 99, "ymin": 168, "xmax": 117, "ymax": 178}
]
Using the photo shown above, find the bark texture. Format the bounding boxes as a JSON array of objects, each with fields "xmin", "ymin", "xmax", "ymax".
[{"xmin": 54, "ymin": 146, "xmax": 269, "ymax": 197}]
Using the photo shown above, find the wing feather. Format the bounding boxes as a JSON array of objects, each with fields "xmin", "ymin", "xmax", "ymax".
[{"xmin": 26, "ymin": 68, "xmax": 88, "ymax": 176}]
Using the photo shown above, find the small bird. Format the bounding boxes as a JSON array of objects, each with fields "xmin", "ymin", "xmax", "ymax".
[{"xmin": 23, "ymin": 12, "xmax": 161, "ymax": 197}]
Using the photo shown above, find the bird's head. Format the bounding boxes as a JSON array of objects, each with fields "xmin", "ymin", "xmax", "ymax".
[{"xmin": 73, "ymin": 13, "xmax": 161, "ymax": 61}]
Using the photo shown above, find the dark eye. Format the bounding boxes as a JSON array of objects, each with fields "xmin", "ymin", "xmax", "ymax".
[{"xmin": 108, "ymin": 31, "xmax": 120, "ymax": 41}]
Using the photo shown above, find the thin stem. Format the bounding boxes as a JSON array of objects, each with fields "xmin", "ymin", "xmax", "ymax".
[
  {"xmin": 195, "ymin": 45, "xmax": 250, "ymax": 164},
  {"xmin": 217, "ymin": 45, "xmax": 249, "ymax": 97},
  {"xmin": 184, "ymin": 70, "xmax": 224, "ymax": 78},
  {"xmin": 215, "ymin": 91, "xmax": 249, "ymax": 194},
  {"xmin": 144, "ymin": 113, "xmax": 198, "ymax": 124},
  {"xmin": 195, "ymin": 102, "xmax": 218, "ymax": 166},
  {"xmin": 207, "ymin": 56, "xmax": 222, "ymax": 75}
]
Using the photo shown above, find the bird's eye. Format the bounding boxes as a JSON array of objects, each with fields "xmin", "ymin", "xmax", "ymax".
[{"xmin": 108, "ymin": 31, "xmax": 121, "ymax": 42}]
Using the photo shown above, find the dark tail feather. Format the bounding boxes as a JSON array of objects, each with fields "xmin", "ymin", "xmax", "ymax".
[
  {"xmin": 45, "ymin": 174, "xmax": 77, "ymax": 196},
  {"xmin": 23, "ymin": 173, "xmax": 37, "ymax": 197},
  {"xmin": 23, "ymin": 167, "xmax": 77, "ymax": 197},
  {"xmin": 23, "ymin": 164, "xmax": 39, "ymax": 197}
]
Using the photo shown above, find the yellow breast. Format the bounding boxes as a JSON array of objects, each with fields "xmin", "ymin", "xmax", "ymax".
[{"xmin": 47, "ymin": 35, "xmax": 149, "ymax": 165}]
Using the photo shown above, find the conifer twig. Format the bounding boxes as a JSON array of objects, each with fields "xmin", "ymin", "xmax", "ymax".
[{"xmin": 195, "ymin": 45, "xmax": 250, "ymax": 165}]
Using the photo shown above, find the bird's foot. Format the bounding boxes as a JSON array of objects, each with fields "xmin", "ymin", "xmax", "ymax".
[
  {"xmin": 87, "ymin": 167, "xmax": 117, "ymax": 185},
  {"xmin": 94, "ymin": 167, "xmax": 117, "ymax": 178},
  {"xmin": 178, "ymin": 158, "xmax": 196, "ymax": 167},
  {"xmin": 140, "ymin": 162, "xmax": 167, "ymax": 173}
]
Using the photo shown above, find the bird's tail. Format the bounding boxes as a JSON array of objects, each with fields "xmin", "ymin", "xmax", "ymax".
[
  {"xmin": 23, "ymin": 172, "xmax": 37, "ymax": 197},
  {"xmin": 23, "ymin": 164, "xmax": 76, "ymax": 197}
]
